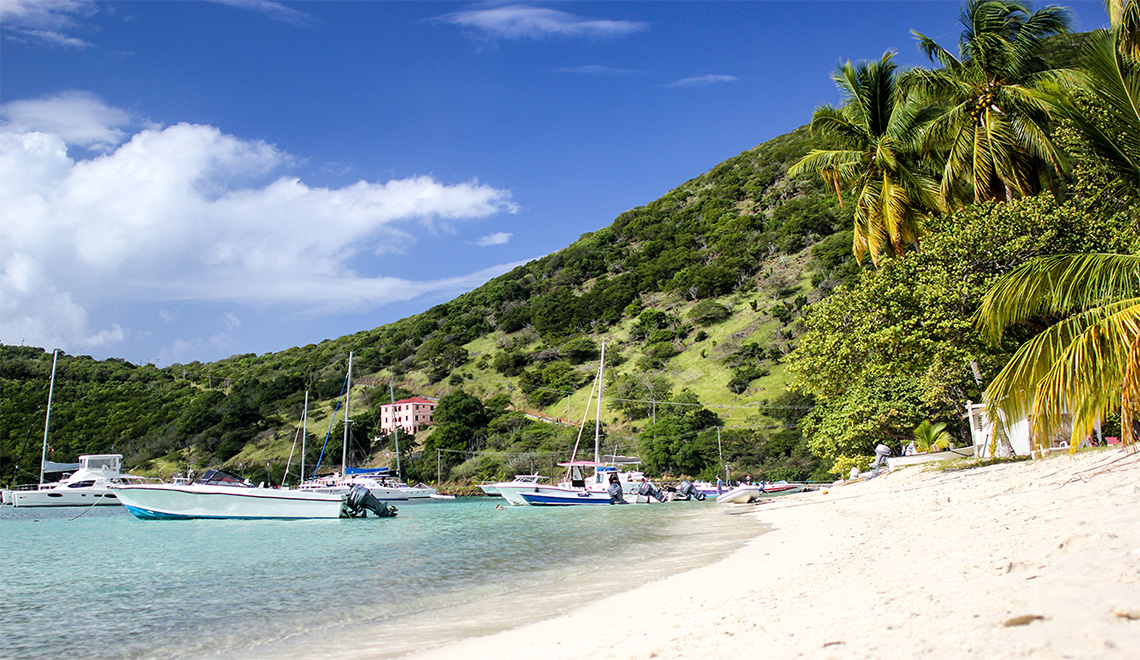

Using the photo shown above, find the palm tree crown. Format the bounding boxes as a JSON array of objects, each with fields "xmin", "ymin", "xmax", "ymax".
[
  {"xmin": 907, "ymin": 0, "xmax": 1071, "ymax": 207},
  {"xmin": 789, "ymin": 51, "xmax": 941, "ymax": 265}
]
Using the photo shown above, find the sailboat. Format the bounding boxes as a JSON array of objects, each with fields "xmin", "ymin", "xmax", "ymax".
[
  {"xmin": 7, "ymin": 350, "xmax": 150, "ymax": 508},
  {"xmin": 496, "ymin": 343, "xmax": 649, "ymax": 506},
  {"xmin": 296, "ymin": 353, "xmax": 431, "ymax": 501}
]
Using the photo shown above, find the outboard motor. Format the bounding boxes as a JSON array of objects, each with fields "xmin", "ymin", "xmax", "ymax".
[
  {"xmin": 870, "ymin": 443, "xmax": 893, "ymax": 476},
  {"xmin": 343, "ymin": 484, "xmax": 398, "ymax": 518},
  {"xmin": 675, "ymin": 480, "xmax": 706, "ymax": 501},
  {"xmin": 636, "ymin": 480, "xmax": 668, "ymax": 503}
]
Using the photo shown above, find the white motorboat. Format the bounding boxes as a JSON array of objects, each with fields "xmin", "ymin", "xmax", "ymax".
[
  {"xmin": 8, "ymin": 454, "xmax": 150, "ymax": 507},
  {"xmin": 111, "ymin": 469, "xmax": 348, "ymax": 519},
  {"xmin": 479, "ymin": 473, "xmax": 546, "ymax": 498},
  {"xmin": 886, "ymin": 446, "xmax": 974, "ymax": 469},
  {"xmin": 715, "ymin": 481, "xmax": 808, "ymax": 504}
]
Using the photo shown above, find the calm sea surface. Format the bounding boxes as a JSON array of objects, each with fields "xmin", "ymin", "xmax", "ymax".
[{"xmin": 1, "ymin": 497, "xmax": 762, "ymax": 660}]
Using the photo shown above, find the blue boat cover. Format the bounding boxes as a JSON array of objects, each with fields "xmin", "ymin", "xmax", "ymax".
[{"xmin": 345, "ymin": 467, "xmax": 391, "ymax": 475}]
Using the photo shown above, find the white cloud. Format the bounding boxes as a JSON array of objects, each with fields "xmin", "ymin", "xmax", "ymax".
[
  {"xmin": 0, "ymin": 93, "xmax": 519, "ymax": 354},
  {"xmin": 437, "ymin": 4, "xmax": 648, "ymax": 41},
  {"xmin": 0, "ymin": 0, "xmax": 97, "ymax": 48},
  {"xmin": 1, "ymin": 90, "xmax": 134, "ymax": 151},
  {"xmin": 476, "ymin": 231, "xmax": 513, "ymax": 247},
  {"xmin": 668, "ymin": 74, "xmax": 740, "ymax": 88},
  {"xmin": 206, "ymin": 0, "xmax": 317, "ymax": 27},
  {"xmin": 552, "ymin": 65, "xmax": 646, "ymax": 75},
  {"xmin": 0, "ymin": 0, "xmax": 313, "ymax": 49}
]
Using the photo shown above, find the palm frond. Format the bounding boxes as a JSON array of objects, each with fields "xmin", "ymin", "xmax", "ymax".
[
  {"xmin": 984, "ymin": 298, "xmax": 1140, "ymax": 449},
  {"xmin": 977, "ymin": 253, "xmax": 1140, "ymax": 341}
]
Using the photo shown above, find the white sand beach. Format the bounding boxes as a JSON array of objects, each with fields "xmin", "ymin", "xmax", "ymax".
[{"xmin": 407, "ymin": 449, "xmax": 1140, "ymax": 659}]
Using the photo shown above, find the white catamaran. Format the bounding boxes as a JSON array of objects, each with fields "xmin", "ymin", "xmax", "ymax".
[{"xmin": 6, "ymin": 350, "xmax": 150, "ymax": 508}]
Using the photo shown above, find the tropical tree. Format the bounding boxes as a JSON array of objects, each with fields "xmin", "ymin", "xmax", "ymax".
[
  {"xmin": 789, "ymin": 51, "xmax": 942, "ymax": 265},
  {"xmin": 907, "ymin": 0, "xmax": 1072, "ymax": 207},
  {"xmin": 976, "ymin": 254, "xmax": 1140, "ymax": 451},
  {"xmin": 1045, "ymin": 27, "xmax": 1140, "ymax": 213},
  {"xmin": 1107, "ymin": 0, "xmax": 1140, "ymax": 58},
  {"xmin": 913, "ymin": 420, "xmax": 955, "ymax": 452}
]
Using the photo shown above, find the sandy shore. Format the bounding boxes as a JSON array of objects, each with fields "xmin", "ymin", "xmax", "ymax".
[{"xmin": 407, "ymin": 449, "xmax": 1140, "ymax": 659}]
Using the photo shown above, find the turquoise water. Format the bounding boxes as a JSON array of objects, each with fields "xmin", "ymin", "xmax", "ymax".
[{"xmin": 1, "ymin": 498, "xmax": 760, "ymax": 660}]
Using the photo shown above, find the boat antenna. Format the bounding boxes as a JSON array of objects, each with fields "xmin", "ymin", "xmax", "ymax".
[
  {"xmin": 594, "ymin": 341, "xmax": 605, "ymax": 464},
  {"xmin": 389, "ymin": 381, "xmax": 401, "ymax": 479},
  {"xmin": 39, "ymin": 349, "xmax": 59, "ymax": 486},
  {"xmin": 342, "ymin": 351, "xmax": 353, "ymax": 476}
]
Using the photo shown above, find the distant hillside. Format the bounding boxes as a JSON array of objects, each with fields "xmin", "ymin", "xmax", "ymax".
[{"xmin": 1, "ymin": 124, "xmax": 852, "ymax": 487}]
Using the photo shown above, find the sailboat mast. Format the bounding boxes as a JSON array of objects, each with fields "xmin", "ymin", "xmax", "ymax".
[
  {"xmin": 39, "ymin": 349, "xmax": 59, "ymax": 486},
  {"xmin": 342, "ymin": 351, "xmax": 352, "ymax": 476},
  {"xmin": 594, "ymin": 342, "xmax": 605, "ymax": 464},
  {"xmin": 301, "ymin": 390, "xmax": 308, "ymax": 484},
  {"xmin": 389, "ymin": 381, "xmax": 401, "ymax": 479}
]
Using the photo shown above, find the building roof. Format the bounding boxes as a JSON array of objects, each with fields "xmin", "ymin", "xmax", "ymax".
[{"xmin": 383, "ymin": 396, "xmax": 437, "ymax": 407}]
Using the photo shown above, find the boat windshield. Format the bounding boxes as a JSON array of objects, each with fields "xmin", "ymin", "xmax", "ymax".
[{"xmin": 195, "ymin": 469, "xmax": 251, "ymax": 487}]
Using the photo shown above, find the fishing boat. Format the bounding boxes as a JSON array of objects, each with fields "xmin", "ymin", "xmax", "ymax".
[
  {"xmin": 111, "ymin": 468, "xmax": 348, "ymax": 519},
  {"xmin": 715, "ymin": 481, "xmax": 808, "ymax": 504}
]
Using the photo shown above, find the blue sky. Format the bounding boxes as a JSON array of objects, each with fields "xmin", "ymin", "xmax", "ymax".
[{"xmin": 0, "ymin": 0, "xmax": 1109, "ymax": 365}]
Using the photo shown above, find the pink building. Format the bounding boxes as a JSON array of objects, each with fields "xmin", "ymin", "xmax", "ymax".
[{"xmin": 378, "ymin": 396, "xmax": 438, "ymax": 436}]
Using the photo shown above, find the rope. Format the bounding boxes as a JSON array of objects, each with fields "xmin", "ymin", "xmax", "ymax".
[{"xmin": 68, "ymin": 493, "xmax": 107, "ymax": 521}]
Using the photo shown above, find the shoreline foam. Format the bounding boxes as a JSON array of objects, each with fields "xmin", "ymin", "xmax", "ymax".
[{"xmin": 403, "ymin": 449, "xmax": 1140, "ymax": 660}]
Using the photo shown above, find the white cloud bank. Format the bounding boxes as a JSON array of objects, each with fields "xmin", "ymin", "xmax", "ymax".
[{"xmin": 0, "ymin": 93, "xmax": 519, "ymax": 354}]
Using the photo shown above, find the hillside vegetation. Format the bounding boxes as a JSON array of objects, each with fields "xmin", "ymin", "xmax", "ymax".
[{"xmin": 1, "ymin": 125, "xmax": 850, "ymax": 487}]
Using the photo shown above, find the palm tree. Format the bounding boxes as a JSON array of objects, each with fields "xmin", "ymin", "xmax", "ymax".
[
  {"xmin": 1106, "ymin": 0, "xmax": 1140, "ymax": 59},
  {"xmin": 976, "ymin": 254, "xmax": 1140, "ymax": 451},
  {"xmin": 1045, "ymin": 27, "xmax": 1140, "ymax": 211},
  {"xmin": 913, "ymin": 420, "xmax": 955, "ymax": 452},
  {"xmin": 789, "ymin": 51, "xmax": 942, "ymax": 265},
  {"xmin": 907, "ymin": 0, "xmax": 1071, "ymax": 207}
]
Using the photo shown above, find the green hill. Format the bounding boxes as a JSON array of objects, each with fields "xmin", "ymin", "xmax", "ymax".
[{"xmin": 1, "ymin": 124, "xmax": 846, "ymax": 487}]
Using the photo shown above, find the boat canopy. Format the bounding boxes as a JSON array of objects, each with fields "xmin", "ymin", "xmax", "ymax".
[
  {"xmin": 196, "ymin": 469, "xmax": 251, "ymax": 487},
  {"xmin": 42, "ymin": 460, "xmax": 81, "ymax": 473},
  {"xmin": 557, "ymin": 461, "xmax": 606, "ymax": 468},
  {"xmin": 345, "ymin": 467, "xmax": 391, "ymax": 475},
  {"xmin": 600, "ymin": 455, "xmax": 641, "ymax": 465}
]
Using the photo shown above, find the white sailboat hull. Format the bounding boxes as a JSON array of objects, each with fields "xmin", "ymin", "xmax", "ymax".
[{"xmin": 112, "ymin": 484, "xmax": 345, "ymax": 519}]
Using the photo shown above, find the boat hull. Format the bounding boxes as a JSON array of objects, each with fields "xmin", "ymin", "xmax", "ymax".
[
  {"xmin": 518, "ymin": 490, "xmax": 614, "ymax": 506},
  {"xmin": 886, "ymin": 446, "xmax": 974, "ymax": 469},
  {"xmin": 9, "ymin": 487, "xmax": 123, "ymax": 507},
  {"xmin": 715, "ymin": 483, "xmax": 806, "ymax": 504},
  {"xmin": 112, "ymin": 485, "xmax": 345, "ymax": 520}
]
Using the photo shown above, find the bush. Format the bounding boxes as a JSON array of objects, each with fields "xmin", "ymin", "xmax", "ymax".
[{"xmin": 688, "ymin": 300, "xmax": 732, "ymax": 326}]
